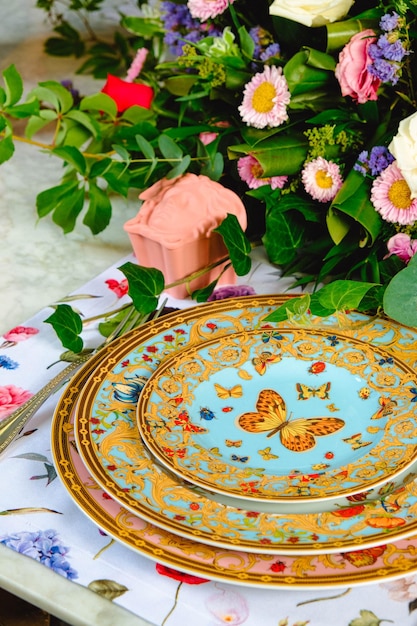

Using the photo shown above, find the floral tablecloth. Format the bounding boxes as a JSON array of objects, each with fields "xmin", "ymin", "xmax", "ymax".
[{"xmin": 1, "ymin": 251, "xmax": 417, "ymax": 626}]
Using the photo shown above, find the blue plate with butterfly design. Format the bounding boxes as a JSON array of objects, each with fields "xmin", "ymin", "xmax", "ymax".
[{"xmin": 137, "ymin": 327, "xmax": 417, "ymax": 504}]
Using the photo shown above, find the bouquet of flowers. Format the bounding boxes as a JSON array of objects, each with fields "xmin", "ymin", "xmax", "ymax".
[{"xmin": 2, "ymin": 0, "xmax": 417, "ymax": 345}]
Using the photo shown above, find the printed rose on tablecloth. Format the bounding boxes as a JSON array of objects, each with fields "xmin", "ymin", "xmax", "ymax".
[
  {"xmin": 1, "ymin": 325, "xmax": 39, "ymax": 348},
  {"xmin": 0, "ymin": 385, "xmax": 33, "ymax": 419},
  {"xmin": 269, "ymin": 0, "xmax": 354, "ymax": 27}
]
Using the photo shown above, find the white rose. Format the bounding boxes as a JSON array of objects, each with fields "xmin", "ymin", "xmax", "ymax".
[
  {"xmin": 269, "ymin": 0, "xmax": 354, "ymax": 27},
  {"xmin": 389, "ymin": 112, "xmax": 417, "ymax": 198}
]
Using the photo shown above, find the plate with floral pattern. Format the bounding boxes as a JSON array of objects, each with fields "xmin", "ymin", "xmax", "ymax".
[
  {"xmin": 73, "ymin": 296, "xmax": 417, "ymax": 555},
  {"xmin": 52, "ymin": 349, "xmax": 417, "ymax": 589},
  {"xmin": 137, "ymin": 326, "xmax": 417, "ymax": 504}
]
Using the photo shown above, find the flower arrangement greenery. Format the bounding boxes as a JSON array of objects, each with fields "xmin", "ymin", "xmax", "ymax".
[{"xmin": 2, "ymin": 0, "xmax": 417, "ymax": 350}]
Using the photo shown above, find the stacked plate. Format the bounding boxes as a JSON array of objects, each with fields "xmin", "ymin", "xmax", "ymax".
[{"xmin": 52, "ymin": 294, "xmax": 417, "ymax": 590}]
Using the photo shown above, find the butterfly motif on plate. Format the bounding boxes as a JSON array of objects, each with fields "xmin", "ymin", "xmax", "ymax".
[
  {"xmin": 342, "ymin": 432, "xmax": 372, "ymax": 450},
  {"xmin": 214, "ymin": 383, "xmax": 243, "ymax": 399},
  {"xmin": 225, "ymin": 439, "xmax": 242, "ymax": 447},
  {"xmin": 296, "ymin": 382, "xmax": 331, "ymax": 400},
  {"xmin": 237, "ymin": 388, "xmax": 345, "ymax": 452},
  {"xmin": 258, "ymin": 446, "xmax": 279, "ymax": 460},
  {"xmin": 231, "ymin": 454, "xmax": 249, "ymax": 463},
  {"xmin": 252, "ymin": 351, "xmax": 281, "ymax": 376},
  {"xmin": 371, "ymin": 396, "xmax": 397, "ymax": 420}
]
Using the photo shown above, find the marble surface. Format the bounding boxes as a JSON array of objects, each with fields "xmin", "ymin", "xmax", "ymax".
[{"xmin": 0, "ymin": 1, "xmax": 139, "ymax": 336}]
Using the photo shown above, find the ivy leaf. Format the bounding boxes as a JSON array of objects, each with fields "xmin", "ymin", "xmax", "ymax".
[
  {"xmin": 44, "ymin": 304, "xmax": 83, "ymax": 353},
  {"xmin": 262, "ymin": 209, "xmax": 306, "ymax": 265},
  {"xmin": 383, "ymin": 254, "xmax": 417, "ymax": 327},
  {"xmin": 214, "ymin": 213, "xmax": 251, "ymax": 276},
  {"xmin": 2, "ymin": 64, "xmax": 23, "ymax": 106},
  {"xmin": 118, "ymin": 262, "xmax": 165, "ymax": 314},
  {"xmin": 317, "ymin": 280, "xmax": 377, "ymax": 312},
  {"xmin": 0, "ymin": 133, "xmax": 14, "ymax": 164},
  {"xmin": 83, "ymin": 183, "xmax": 112, "ymax": 234},
  {"xmin": 263, "ymin": 294, "xmax": 311, "ymax": 323}
]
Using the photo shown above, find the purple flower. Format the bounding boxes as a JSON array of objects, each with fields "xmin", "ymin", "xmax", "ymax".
[
  {"xmin": 0, "ymin": 355, "xmax": 18, "ymax": 370},
  {"xmin": 261, "ymin": 43, "xmax": 281, "ymax": 61},
  {"xmin": 368, "ymin": 58, "xmax": 401, "ymax": 84},
  {"xmin": 207, "ymin": 285, "xmax": 257, "ymax": 301},
  {"xmin": 354, "ymin": 146, "xmax": 394, "ymax": 177},
  {"xmin": 380, "ymin": 12, "xmax": 400, "ymax": 32},
  {"xmin": 1, "ymin": 529, "xmax": 78, "ymax": 580}
]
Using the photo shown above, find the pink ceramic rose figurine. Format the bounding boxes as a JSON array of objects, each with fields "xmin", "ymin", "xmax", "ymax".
[
  {"xmin": 124, "ymin": 173, "xmax": 247, "ymax": 298},
  {"xmin": 335, "ymin": 29, "xmax": 381, "ymax": 104}
]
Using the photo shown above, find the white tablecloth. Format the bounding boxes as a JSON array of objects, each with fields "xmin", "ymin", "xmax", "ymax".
[{"xmin": 1, "ymin": 251, "xmax": 417, "ymax": 626}]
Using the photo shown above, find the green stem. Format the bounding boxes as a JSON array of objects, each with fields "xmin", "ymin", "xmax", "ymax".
[{"xmin": 161, "ymin": 582, "xmax": 182, "ymax": 626}]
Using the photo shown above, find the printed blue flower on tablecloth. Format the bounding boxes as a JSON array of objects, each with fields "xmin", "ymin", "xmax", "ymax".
[{"xmin": 0, "ymin": 529, "xmax": 78, "ymax": 579}]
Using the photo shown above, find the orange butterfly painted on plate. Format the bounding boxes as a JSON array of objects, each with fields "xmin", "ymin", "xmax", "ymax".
[
  {"xmin": 174, "ymin": 410, "xmax": 207, "ymax": 434},
  {"xmin": 371, "ymin": 396, "xmax": 397, "ymax": 420},
  {"xmin": 252, "ymin": 351, "xmax": 281, "ymax": 375},
  {"xmin": 225, "ymin": 439, "xmax": 242, "ymax": 447},
  {"xmin": 214, "ymin": 383, "xmax": 243, "ymax": 399},
  {"xmin": 237, "ymin": 389, "xmax": 345, "ymax": 452}
]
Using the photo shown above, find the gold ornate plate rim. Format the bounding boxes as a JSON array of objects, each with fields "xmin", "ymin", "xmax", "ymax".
[
  {"xmin": 73, "ymin": 296, "xmax": 417, "ymax": 555},
  {"xmin": 137, "ymin": 326, "xmax": 417, "ymax": 504},
  {"xmin": 51, "ymin": 339, "xmax": 417, "ymax": 590}
]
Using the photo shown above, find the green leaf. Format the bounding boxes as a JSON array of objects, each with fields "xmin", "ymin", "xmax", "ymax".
[
  {"xmin": 36, "ymin": 181, "xmax": 79, "ymax": 218},
  {"xmin": 262, "ymin": 210, "xmax": 305, "ymax": 265},
  {"xmin": 65, "ymin": 110, "xmax": 100, "ymax": 137},
  {"xmin": 0, "ymin": 134, "xmax": 14, "ymax": 164},
  {"xmin": 80, "ymin": 93, "xmax": 117, "ymax": 118},
  {"xmin": 121, "ymin": 16, "xmax": 164, "ymax": 37},
  {"xmin": 136, "ymin": 134, "xmax": 155, "ymax": 160},
  {"xmin": 158, "ymin": 134, "xmax": 183, "ymax": 160},
  {"xmin": 25, "ymin": 109, "xmax": 57, "ymax": 139},
  {"xmin": 228, "ymin": 135, "xmax": 308, "ymax": 177},
  {"xmin": 317, "ymin": 280, "xmax": 377, "ymax": 312},
  {"xmin": 118, "ymin": 262, "xmax": 165, "ymax": 314},
  {"xmin": 44, "ymin": 304, "xmax": 83, "ymax": 353},
  {"xmin": 2, "ymin": 64, "xmax": 23, "ymax": 107},
  {"xmin": 5, "ymin": 99, "xmax": 40, "ymax": 118},
  {"xmin": 29, "ymin": 81, "xmax": 73, "ymax": 113},
  {"xmin": 348, "ymin": 608, "xmax": 384, "ymax": 626},
  {"xmin": 263, "ymin": 294, "xmax": 311, "ymax": 323},
  {"xmin": 52, "ymin": 146, "xmax": 87, "ymax": 174},
  {"xmin": 383, "ymin": 254, "xmax": 417, "ymax": 327},
  {"xmin": 52, "ymin": 186, "xmax": 85, "ymax": 233},
  {"xmin": 166, "ymin": 155, "xmax": 191, "ymax": 179},
  {"xmin": 83, "ymin": 183, "xmax": 112, "ymax": 234},
  {"xmin": 329, "ymin": 169, "xmax": 382, "ymax": 245},
  {"xmin": 214, "ymin": 213, "xmax": 251, "ymax": 276}
]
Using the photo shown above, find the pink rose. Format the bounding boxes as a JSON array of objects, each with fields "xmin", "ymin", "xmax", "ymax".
[
  {"xmin": 335, "ymin": 29, "xmax": 381, "ymax": 104},
  {"xmin": 386, "ymin": 233, "xmax": 417, "ymax": 263},
  {"xmin": 2, "ymin": 326, "xmax": 39, "ymax": 344},
  {"xmin": 0, "ymin": 385, "xmax": 33, "ymax": 419}
]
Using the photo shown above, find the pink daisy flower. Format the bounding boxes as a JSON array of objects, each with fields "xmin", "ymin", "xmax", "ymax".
[
  {"xmin": 237, "ymin": 155, "xmax": 287, "ymax": 190},
  {"xmin": 238, "ymin": 65, "xmax": 290, "ymax": 130},
  {"xmin": 301, "ymin": 157, "xmax": 343, "ymax": 203},
  {"xmin": 187, "ymin": 0, "xmax": 235, "ymax": 21},
  {"xmin": 371, "ymin": 161, "xmax": 417, "ymax": 225}
]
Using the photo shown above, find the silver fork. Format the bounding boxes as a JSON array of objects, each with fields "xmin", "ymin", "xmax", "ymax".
[{"xmin": 0, "ymin": 301, "xmax": 166, "ymax": 454}]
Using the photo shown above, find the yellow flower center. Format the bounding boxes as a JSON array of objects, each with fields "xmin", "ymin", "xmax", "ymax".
[
  {"xmin": 252, "ymin": 82, "xmax": 275, "ymax": 113},
  {"xmin": 388, "ymin": 179, "xmax": 412, "ymax": 210},
  {"xmin": 315, "ymin": 169, "xmax": 333, "ymax": 189},
  {"xmin": 251, "ymin": 161, "xmax": 266, "ymax": 180}
]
